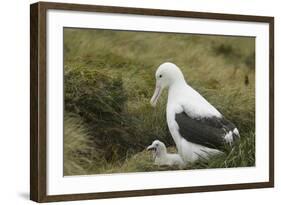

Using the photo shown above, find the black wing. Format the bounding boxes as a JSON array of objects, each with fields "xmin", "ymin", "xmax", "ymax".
[{"xmin": 175, "ymin": 112, "xmax": 237, "ymax": 150}]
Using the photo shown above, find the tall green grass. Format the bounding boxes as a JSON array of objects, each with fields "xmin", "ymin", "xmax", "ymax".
[{"xmin": 63, "ymin": 28, "xmax": 255, "ymax": 175}]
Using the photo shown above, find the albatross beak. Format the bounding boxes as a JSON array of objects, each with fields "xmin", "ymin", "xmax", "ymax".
[
  {"xmin": 147, "ymin": 144, "xmax": 156, "ymax": 151},
  {"xmin": 150, "ymin": 85, "xmax": 162, "ymax": 107}
]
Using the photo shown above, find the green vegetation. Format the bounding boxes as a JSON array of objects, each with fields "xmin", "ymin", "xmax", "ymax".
[{"xmin": 63, "ymin": 28, "xmax": 255, "ymax": 176}]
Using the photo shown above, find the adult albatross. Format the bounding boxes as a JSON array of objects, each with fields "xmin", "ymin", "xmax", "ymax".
[{"xmin": 150, "ymin": 62, "xmax": 240, "ymax": 163}]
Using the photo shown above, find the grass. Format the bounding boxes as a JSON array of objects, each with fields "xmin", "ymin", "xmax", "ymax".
[
  {"xmin": 63, "ymin": 114, "xmax": 104, "ymax": 176},
  {"xmin": 63, "ymin": 28, "xmax": 255, "ymax": 175}
]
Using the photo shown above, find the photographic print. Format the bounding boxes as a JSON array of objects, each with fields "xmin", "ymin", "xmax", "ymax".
[
  {"xmin": 63, "ymin": 28, "xmax": 255, "ymax": 176},
  {"xmin": 30, "ymin": 2, "xmax": 274, "ymax": 202}
]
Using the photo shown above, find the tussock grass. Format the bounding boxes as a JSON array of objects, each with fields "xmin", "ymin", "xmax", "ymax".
[
  {"xmin": 63, "ymin": 28, "xmax": 255, "ymax": 175},
  {"xmin": 63, "ymin": 114, "xmax": 105, "ymax": 175}
]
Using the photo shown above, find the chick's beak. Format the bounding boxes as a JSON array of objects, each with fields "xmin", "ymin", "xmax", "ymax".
[{"xmin": 147, "ymin": 144, "xmax": 156, "ymax": 151}]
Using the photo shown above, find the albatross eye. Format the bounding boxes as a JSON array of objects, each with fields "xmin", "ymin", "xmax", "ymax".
[{"xmin": 159, "ymin": 75, "xmax": 162, "ymax": 78}]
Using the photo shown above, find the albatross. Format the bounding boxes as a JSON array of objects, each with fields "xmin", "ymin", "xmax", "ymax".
[
  {"xmin": 147, "ymin": 140, "xmax": 184, "ymax": 168},
  {"xmin": 150, "ymin": 62, "xmax": 240, "ymax": 163}
]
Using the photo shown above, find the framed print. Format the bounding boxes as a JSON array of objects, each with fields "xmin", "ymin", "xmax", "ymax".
[{"xmin": 30, "ymin": 1, "xmax": 274, "ymax": 202}]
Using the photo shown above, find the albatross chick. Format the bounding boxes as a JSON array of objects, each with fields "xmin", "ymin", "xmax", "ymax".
[{"xmin": 147, "ymin": 140, "xmax": 184, "ymax": 168}]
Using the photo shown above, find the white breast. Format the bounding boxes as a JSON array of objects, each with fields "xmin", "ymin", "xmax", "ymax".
[
  {"xmin": 155, "ymin": 153, "xmax": 184, "ymax": 167},
  {"xmin": 167, "ymin": 83, "xmax": 222, "ymax": 119}
]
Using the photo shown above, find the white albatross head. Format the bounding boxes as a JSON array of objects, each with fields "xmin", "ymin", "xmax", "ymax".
[
  {"xmin": 150, "ymin": 62, "xmax": 185, "ymax": 107},
  {"xmin": 147, "ymin": 140, "xmax": 167, "ymax": 157}
]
